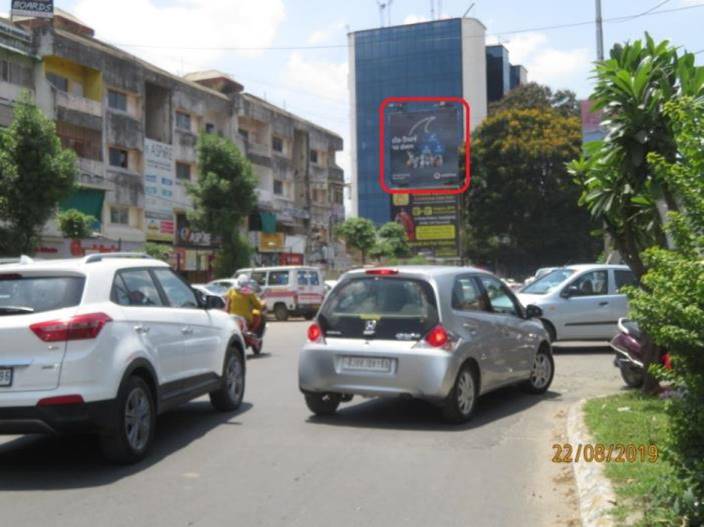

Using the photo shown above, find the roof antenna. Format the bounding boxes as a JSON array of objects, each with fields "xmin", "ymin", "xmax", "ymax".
[
  {"xmin": 463, "ymin": 2, "xmax": 476, "ymax": 17},
  {"xmin": 376, "ymin": 0, "xmax": 387, "ymax": 27},
  {"xmin": 430, "ymin": 0, "xmax": 435, "ymax": 20}
]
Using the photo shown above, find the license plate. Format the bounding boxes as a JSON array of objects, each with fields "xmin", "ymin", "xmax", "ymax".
[
  {"xmin": 341, "ymin": 356, "xmax": 392, "ymax": 373},
  {"xmin": 0, "ymin": 368, "xmax": 13, "ymax": 387}
]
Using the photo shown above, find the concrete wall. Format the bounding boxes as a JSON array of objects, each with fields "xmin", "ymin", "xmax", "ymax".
[{"xmin": 461, "ymin": 18, "xmax": 488, "ymax": 130}]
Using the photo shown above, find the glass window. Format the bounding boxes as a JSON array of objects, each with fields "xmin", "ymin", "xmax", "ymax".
[
  {"xmin": 113, "ymin": 270, "xmax": 163, "ymax": 307},
  {"xmin": 251, "ymin": 272, "xmax": 267, "ymax": 286},
  {"xmin": 569, "ymin": 271, "xmax": 609, "ymax": 297},
  {"xmin": 452, "ymin": 276, "xmax": 487, "ymax": 312},
  {"xmin": 521, "ymin": 269, "xmax": 576, "ymax": 295},
  {"xmin": 268, "ymin": 271, "xmax": 289, "ymax": 286},
  {"xmin": 109, "ymin": 147, "xmax": 128, "ymax": 169},
  {"xmin": 272, "ymin": 136, "xmax": 283, "ymax": 152},
  {"xmin": 176, "ymin": 111, "xmax": 191, "ymax": 131},
  {"xmin": 297, "ymin": 271, "xmax": 309, "ymax": 285},
  {"xmin": 273, "ymin": 180, "xmax": 283, "ymax": 195},
  {"xmin": 176, "ymin": 162, "xmax": 191, "ymax": 181},
  {"xmin": 205, "ymin": 123, "xmax": 216, "ymax": 134},
  {"xmin": 152, "ymin": 269, "xmax": 198, "ymax": 308},
  {"xmin": 478, "ymin": 276, "xmax": 520, "ymax": 316},
  {"xmin": 110, "ymin": 206, "xmax": 129, "ymax": 225},
  {"xmin": 108, "ymin": 90, "xmax": 128, "ymax": 112},
  {"xmin": 238, "ymin": 128, "xmax": 249, "ymax": 141},
  {"xmin": 46, "ymin": 72, "xmax": 68, "ymax": 92},
  {"xmin": 614, "ymin": 270, "xmax": 637, "ymax": 292},
  {"xmin": 310, "ymin": 150, "xmax": 318, "ymax": 164},
  {"xmin": 0, "ymin": 275, "xmax": 84, "ymax": 314}
]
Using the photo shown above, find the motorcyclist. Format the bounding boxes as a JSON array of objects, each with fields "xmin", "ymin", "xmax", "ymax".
[{"xmin": 226, "ymin": 275, "xmax": 264, "ymax": 336}]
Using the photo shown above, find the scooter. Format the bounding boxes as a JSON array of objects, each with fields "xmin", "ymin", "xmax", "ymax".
[
  {"xmin": 233, "ymin": 308, "xmax": 267, "ymax": 356},
  {"xmin": 610, "ymin": 318, "xmax": 671, "ymax": 388}
]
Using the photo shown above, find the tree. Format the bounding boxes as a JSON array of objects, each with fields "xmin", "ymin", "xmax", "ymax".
[
  {"xmin": 0, "ymin": 93, "xmax": 77, "ymax": 255},
  {"xmin": 57, "ymin": 209, "xmax": 95, "ymax": 241},
  {"xmin": 144, "ymin": 242, "xmax": 172, "ymax": 262},
  {"xmin": 627, "ymin": 97, "xmax": 704, "ymax": 524},
  {"xmin": 568, "ymin": 34, "xmax": 704, "ymax": 280},
  {"xmin": 336, "ymin": 217, "xmax": 376, "ymax": 264},
  {"xmin": 370, "ymin": 221, "xmax": 411, "ymax": 260},
  {"xmin": 490, "ymin": 82, "xmax": 579, "ymax": 118},
  {"xmin": 187, "ymin": 133, "xmax": 258, "ymax": 276},
  {"xmin": 463, "ymin": 87, "xmax": 599, "ymax": 277}
]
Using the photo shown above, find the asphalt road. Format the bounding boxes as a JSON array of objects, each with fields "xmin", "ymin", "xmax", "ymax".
[{"xmin": 0, "ymin": 322, "xmax": 624, "ymax": 527}]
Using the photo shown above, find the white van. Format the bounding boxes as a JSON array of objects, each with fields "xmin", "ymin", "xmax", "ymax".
[{"xmin": 235, "ymin": 266, "xmax": 325, "ymax": 321}]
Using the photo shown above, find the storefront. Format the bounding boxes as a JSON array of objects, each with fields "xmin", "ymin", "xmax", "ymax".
[{"xmin": 173, "ymin": 213, "xmax": 217, "ymax": 283}]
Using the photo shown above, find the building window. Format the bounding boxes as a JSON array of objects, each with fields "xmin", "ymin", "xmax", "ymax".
[
  {"xmin": 46, "ymin": 72, "xmax": 69, "ymax": 92},
  {"xmin": 110, "ymin": 206, "xmax": 129, "ymax": 225},
  {"xmin": 238, "ymin": 128, "xmax": 249, "ymax": 141},
  {"xmin": 310, "ymin": 149, "xmax": 318, "ymax": 164},
  {"xmin": 205, "ymin": 122, "xmax": 216, "ymax": 134},
  {"xmin": 272, "ymin": 136, "xmax": 283, "ymax": 153},
  {"xmin": 108, "ymin": 89, "xmax": 128, "ymax": 112},
  {"xmin": 273, "ymin": 180, "xmax": 284, "ymax": 196},
  {"xmin": 109, "ymin": 147, "xmax": 129, "ymax": 169},
  {"xmin": 176, "ymin": 162, "xmax": 191, "ymax": 181},
  {"xmin": 176, "ymin": 111, "xmax": 191, "ymax": 131}
]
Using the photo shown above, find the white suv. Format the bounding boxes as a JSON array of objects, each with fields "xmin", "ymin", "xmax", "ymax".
[{"xmin": 0, "ymin": 253, "xmax": 246, "ymax": 463}]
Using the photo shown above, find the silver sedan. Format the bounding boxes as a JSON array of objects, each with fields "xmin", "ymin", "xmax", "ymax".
[{"xmin": 298, "ymin": 266, "xmax": 554, "ymax": 422}]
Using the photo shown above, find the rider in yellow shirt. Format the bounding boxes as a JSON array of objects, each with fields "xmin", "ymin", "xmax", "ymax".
[{"xmin": 226, "ymin": 276, "xmax": 264, "ymax": 333}]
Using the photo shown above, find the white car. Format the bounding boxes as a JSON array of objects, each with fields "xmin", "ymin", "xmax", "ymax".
[
  {"xmin": 0, "ymin": 253, "xmax": 246, "ymax": 463},
  {"xmin": 517, "ymin": 264, "xmax": 637, "ymax": 342}
]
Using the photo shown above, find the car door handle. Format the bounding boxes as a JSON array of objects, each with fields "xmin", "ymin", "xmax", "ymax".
[
  {"xmin": 181, "ymin": 327, "xmax": 194, "ymax": 335},
  {"xmin": 598, "ymin": 301, "xmax": 609, "ymax": 306},
  {"xmin": 134, "ymin": 325, "xmax": 150, "ymax": 334}
]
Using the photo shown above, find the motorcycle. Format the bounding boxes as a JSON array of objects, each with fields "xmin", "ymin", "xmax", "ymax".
[
  {"xmin": 233, "ymin": 308, "xmax": 267, "ymax": 356},
  {"xmin": 610, "ymin": 318, "xmax": 671, "ymax": 388}
]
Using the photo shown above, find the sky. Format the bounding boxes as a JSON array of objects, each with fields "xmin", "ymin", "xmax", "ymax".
[{"xmin": 8, "ymin": 0, "xmax": 704, "ymax": 193}]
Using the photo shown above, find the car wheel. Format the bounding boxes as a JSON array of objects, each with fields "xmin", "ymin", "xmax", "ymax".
[
  {"xmin": 442, "ymin": 364, "xmax": 478, "ymax": 423},
  {"xmin": 541, "ymin": 319, "xmax": 557, "ymax": 343},
  {"xmin": 304, "ymin": 392, "xmax": 341, "ymax": 416},
  {"xmin": 274, "ymin": 304, "xmax": 289, "ymax": 321},
  {"xmin": 522, "ymin": 347, "xmax": 555, "ymax": 394},
  {"xmin": 100, "ymin": 376, "xmax": 156, "ymax": 464},
  {"xmin": 210, "ymin": 349, "xmax": 245, "ymax": 411},
  {"xmin": 619, "ymin": 365, "xmax": 644, "ymax": 388}
]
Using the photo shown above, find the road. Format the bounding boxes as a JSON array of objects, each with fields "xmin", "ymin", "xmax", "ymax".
[{"xmin": 0, "ymin": 321, "xmax": 623, "ymax": 527}]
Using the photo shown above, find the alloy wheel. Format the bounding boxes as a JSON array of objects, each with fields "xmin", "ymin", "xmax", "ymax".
[
  {"xmin": 457, "ymin": 370, "xmax": 475, "ymax": 415},
  {"xmin": 226, "ymin": 355, "xmax": 244, "ymax": 402},
  {"xmin": 530, "ymin": 353, "xmax": 552, "ymax": 390},
  {"xmin": 125, "ymin": 387, "xmax": 151, "ymax": 452}
]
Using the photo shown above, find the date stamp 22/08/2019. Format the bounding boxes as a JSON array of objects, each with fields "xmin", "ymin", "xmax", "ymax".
[{"xmin": 552, "ymin": 443, "xmax": 659, "ymax": 463}]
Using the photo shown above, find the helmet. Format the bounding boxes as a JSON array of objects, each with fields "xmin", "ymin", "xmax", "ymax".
[{"xmin": 235, "ymin": 275, "xmax": 251, "ymax": 289}]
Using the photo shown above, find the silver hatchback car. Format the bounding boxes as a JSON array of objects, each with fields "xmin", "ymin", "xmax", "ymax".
[{"xmin": 298, "ymin": 266, "xmax": 554, "ymax": 422}]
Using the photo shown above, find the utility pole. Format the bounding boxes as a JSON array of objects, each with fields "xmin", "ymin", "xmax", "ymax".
[{"xmin": 595, "ymin": 0, "xmax": 605, "ymax": 61}]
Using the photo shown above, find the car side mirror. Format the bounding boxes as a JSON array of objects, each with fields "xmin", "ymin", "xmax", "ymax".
[
  {"xmin": 525, "ymin": 304, "xmax": 543, "ymax": 318},
  {"xmin": 205, "ymin": 294, "xmax": 226, "ymax": 310},
  {"xmin": 561, "ymin": 285, "xmax": 579, "ymax": 299}
]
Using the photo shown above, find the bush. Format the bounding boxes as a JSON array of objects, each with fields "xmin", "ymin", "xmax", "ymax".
[{"xmin": 57, "ymin": 209, "xmax": 95, "ymax": 240}]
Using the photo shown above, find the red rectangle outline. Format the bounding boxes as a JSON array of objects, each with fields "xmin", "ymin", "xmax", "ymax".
[{"xmin": 379, "ymin": 96, "xmax": 471, "ymax": 195}]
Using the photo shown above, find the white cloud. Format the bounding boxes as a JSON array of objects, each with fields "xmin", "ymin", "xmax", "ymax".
[
  {"xmin": 402, "ymin": 13, "xmax": 450, "ymax": 25},
  {"xmin": 72, "ymin": 0, "xmax": 286, "ymax": 74},
  {"xmin": 307, "ymin": 20, "xmax": 346, "ymax": 45},
  {"xmin": 282, "ymin": 52, "xmax": 348, "ymax": 103}
]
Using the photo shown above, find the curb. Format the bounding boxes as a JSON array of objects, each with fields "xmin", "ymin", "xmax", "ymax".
[{"xmin": 567, "ymin": 399, "xmax": 617, "ymax": 527}]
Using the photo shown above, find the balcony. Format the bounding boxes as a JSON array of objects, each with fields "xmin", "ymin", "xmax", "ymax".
[
  {"xmin": 55, "ymin": 90, "xmax": 103, "ymax": 118},
  {"xmin": 77, "ymin": 158, "xmax": 106, "ymax": 188},
  {"xmin": 329, "ymin": 166, "xmax": 344, "ymax": 183},
  {"xmin": 244, "ymin": 139, "xmax": 271, "ymax": 159}
]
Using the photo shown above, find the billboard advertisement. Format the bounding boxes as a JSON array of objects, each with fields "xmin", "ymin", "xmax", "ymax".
[
  {"xmin": 386, "ymin": 106, "xmax": 462, "ymax": 191},
  {"xmin": 144, "ymin": 139, "xmax": 175, "ymax": 242},
  {"xmin": 175, "ymin": 213, "xmax": 214, "ymax": 248},
  {"xmin": 11, "ymin": 0, "xmax": 54, "ymax": 18},
  {"xmin": 391, "ymin": 193, "xmax": 460, "ymax": 258}
]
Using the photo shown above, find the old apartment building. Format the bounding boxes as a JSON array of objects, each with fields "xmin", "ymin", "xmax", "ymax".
[{"xmin": 0, "ymin": 10, "xmax": 345, "ymax": 278}]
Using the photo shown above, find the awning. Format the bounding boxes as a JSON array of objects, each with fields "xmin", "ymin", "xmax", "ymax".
[{"xmin": 60, "ymin": 187, "xmax": 104, "ymax": 228}]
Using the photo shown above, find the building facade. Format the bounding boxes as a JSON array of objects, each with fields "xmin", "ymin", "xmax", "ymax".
[
  {"xmin": 349, "ymin": 18, "xmax": 526, "ymax": 226},
  {"xmin": 0, "ymin": 11, "xmax": 344, "ymax": 277}
]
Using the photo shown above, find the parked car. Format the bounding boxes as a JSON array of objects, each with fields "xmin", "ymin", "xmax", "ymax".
[
  {"xmin": 203, "ymin": 277, "xmax": 262, "ymax": 296},
  {"xmin": 523, "ymin": 267, "xmax": 559, "ymax": 287},
  {"xmin": 235, "ymin": 266, "xmax": 325, "ymax": 321},
  {"xmin": 0, "ymin": 253, "xmax": 246, "ymax": 464},
  {"xmin": 298, "ymin": 266, "xmax": 554, "ymax": 423},
  {"xmin": 517, "ymin": 264, "xmax": 637, "ymax": 342}
]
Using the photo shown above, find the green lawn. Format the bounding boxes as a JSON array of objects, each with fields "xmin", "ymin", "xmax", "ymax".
[{"xmin": 583, "ymin": 392, "xmax": 678, "ymax": 526}]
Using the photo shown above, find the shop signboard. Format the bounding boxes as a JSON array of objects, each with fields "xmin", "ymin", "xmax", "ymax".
[{"xmin": 144, "ymin": 139, "xmax": 175, "ymax": 242}]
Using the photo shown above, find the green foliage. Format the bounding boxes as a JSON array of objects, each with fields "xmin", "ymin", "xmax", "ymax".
[
  {"xmin": 489, "ymin": 82, "xmax": 580, "ymax": 117},
  {"xmin": 0, "ymin": 93, "xmax": 78, "ymax": 255},
  {"xmin": 370, "ymin": 222, "xmax": 411, "ymax": 260},
  {"xmin": 144, "ymin": 242, "xmax": 172, "ymax": 262},
  {"xmin": 187, "ymin": 133, "xmax": 258, "ymax": 276},
  {"xmin": 627, "ymin": 97, "xmax": 704, "ymax": 524},
  {"xmin": 336, "ymin": 217, "xmax": 376, "ymax": 264},
  {"xmin": 464, "ymin": 87, "xmax": 598, "ymax": 276},
  {"xmin": 57, "ymin": 209, "xmax": 95, "ymax": 240},
  {"xmin": 568, "ymin": 34, "xmax": 704, "ymax": 279}
]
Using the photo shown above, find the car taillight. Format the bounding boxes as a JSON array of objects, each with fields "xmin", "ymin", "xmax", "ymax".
[
  {"xmin": 365, "ymin": 268, "xmax": 399, "ymax": 276},
  {"xmin": 307, "ymin": 322, "xmax": 324, "ymax": 343},
  {"xmin": 425, "ymin": 325, "xmax": 449, "ymax": 348},
  {"xmin": 30, "ymin": 313, "xmax": 112, "ymax": 342}
]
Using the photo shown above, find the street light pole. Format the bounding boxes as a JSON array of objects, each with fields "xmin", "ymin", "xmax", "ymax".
[{"xmin": 595, "ymin": 0, "xmax": 605, "ymax": 61}]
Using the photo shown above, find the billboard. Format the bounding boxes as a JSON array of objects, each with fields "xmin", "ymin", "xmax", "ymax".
[
  {"xmin": 144, "ymin": 139, "xmax": 175, "ymax": 242},
  {"xmin": 175, "ymin": 213, "xmax": 214, "ymax": 248},
  {"xmin": 391, "ymin": 193, "xmax": 460, "ymax": 258},
  {"xmin": 11, "ymin": 0, "xmax": 54, "ymax": 18},
  {"xmin": 386, "ymin": 106, "xmax": 462, "ymax": 190}
]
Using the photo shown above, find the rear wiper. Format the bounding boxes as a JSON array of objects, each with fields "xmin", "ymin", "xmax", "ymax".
[{"xmin": 0, "ymin": 306, "xmax": 35, "ymax": 315}]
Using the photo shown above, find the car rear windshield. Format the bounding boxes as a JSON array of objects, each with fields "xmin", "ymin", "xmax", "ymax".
[
  {"xmin": 0, "ymin": 274, "xmax": 85, "ymax": 315},
  {"xmin": 521, "ymin": 269, "xmax": 576, "ymax": 295},
  {"xmin": 319, "ymin": 277, "xmax": 438, "ymax": 340}
]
